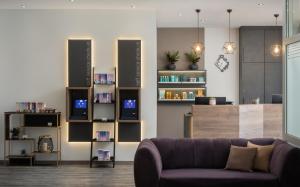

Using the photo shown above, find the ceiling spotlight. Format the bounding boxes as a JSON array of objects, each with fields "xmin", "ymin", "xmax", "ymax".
[
  {"xmin": 257, "ymin": 2, "xmax": 264, "ymax": 6},
  {"xmin": 130, "ymin": 4, "xmax": 136, "ymax": 9}
]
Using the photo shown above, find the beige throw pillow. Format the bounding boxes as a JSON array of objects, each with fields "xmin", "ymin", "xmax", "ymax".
[
  {"xmin": 225, "ymin": 145, "xmax": 257, "ymax": 172},
  {"xmin": 247, "ymin": 142, "xmax": 274, "ymax": 172}
]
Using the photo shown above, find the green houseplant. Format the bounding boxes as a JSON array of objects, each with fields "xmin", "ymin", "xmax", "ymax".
[
  {"xmin": 165, "ymin": 51, "xmax": 180, "ymax": 70},
  {"xmin": 185, "ymin": 50, "xmax": 200, "ymax": 70}
]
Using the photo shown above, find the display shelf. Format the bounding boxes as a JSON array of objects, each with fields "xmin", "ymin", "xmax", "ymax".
[
  {"xmin": 33, "ymin": 151, "xmax": 60, "ymax": 154},
  {"xmin": 90, "ymin": 67, "xmax": 116, "ymax": 168},
  {"xmin": 66, "ymin": 87, "xmax": 92, "ymax": 122},
  {"xmin": 94, "ymin": 82, "xmax": 115, "ymax": 85},
  {"xmin": 5, "ymin": 138, "xmax": 35, "ymax": 141},
  {"xmin": 118, "ymin": 120, "xmax": 141, "ymax": 123},
  {"xmin": 7, "ymin": 155, "xmax": 35, "ymax": 166},
  {"xmin": 7, "ymin": 155, "xmax": 34, "ymax": 158},
  {"xmin": 158, "ymin": 99, "xmax": 195, "ymax": 102},
  {"xmin": 158, "ymin": 70, "xmax": 206, "ymax": 73},
  {"xmin": 91, "ymin": 138, "xmax": 114, "ymax": 143},
  {"xmin": 21, "ymin": 125, "xmax": 61, "ymax": 128},
  {"xmin": 93, "ymin": 119, "xmax": 115, "ymax": 123},
  {"xmin": 94, "ymin": 101, "xmax": 115, "ymax": 104},
  {"xmin": 4, "ymin": 112, "xmax": 60, "ymax": 115},
  {"xmin": 158, "ymin": 87, "xmax": 206, "ymax": 90},
  {"xmin": 157, "ymin": 70, "xmax": 207, "ymax": 103},
  {"xmin": 158, "ymin": 81, "xmax": 206, "ymax": 84},
  {"xmin": 4, "ymin": 112, "xmax": 61, "ymax": 166},
  {"xmin": 91, "ymin": 156, "xmax": 114, "ymax": 162}
]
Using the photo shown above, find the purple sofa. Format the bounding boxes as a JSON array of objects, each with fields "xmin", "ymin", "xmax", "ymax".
[{"xmin": 134, "ymin": 138, "xmax": 300, "ymax": 187}]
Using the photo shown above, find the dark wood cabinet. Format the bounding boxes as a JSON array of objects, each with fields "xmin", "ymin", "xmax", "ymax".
[
  {"xmin": 240, "ymin": 29, "xmax": 265, "ymax": 63},
  {"xmin": 265, "ymin": 63, "xmax": 282, "ymax": 103},
  {"xmin": 118, "ymin": 40, "xmax": 141, "ymax": 87},
  {"xmin": 240, "ymin": 63, "xmax": 265, "ymax": 104},
  {"xmin": 239, "ymin": 26, "xmax": 282, "ymax": 104}
]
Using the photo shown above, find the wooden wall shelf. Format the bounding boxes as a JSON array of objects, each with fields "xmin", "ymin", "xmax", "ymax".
[{"xmin": 4, "ymin": 112, "xmax": 61, "ymax": 166}]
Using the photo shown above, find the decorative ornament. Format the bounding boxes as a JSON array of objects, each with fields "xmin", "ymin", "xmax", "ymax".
[{"xmin": 215, "ymin": 55, "xmax": 229, "ymax": 72}]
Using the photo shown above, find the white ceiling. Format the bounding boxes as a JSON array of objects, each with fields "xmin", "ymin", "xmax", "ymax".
[{"xmin": 0, "ymin": 0, "xmax": 285, "ymax": 27}]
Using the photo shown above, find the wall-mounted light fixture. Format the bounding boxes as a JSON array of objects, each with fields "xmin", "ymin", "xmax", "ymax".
[
  {"xmin": 223, "ymin": 9, "xmax": 236, "ymax": 54},
  {"xmin": 193, "ymin": 9, "xmax": 205, "ymax": 55},
  {"xmin": 270, "ymin": 14, "xmax": 282, "ymax": 57}
]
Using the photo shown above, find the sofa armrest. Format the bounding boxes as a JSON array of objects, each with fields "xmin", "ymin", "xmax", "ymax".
[
  {"xmin": 270, "ymin": 141, "xmax": 300, "ymax": 187},
  {"xmin": 134, "ymin": 139, "xmax": 162, "ymax": 187}
]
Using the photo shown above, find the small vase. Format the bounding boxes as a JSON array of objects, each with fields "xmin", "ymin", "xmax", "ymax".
[
  {"xmin": 189, "ymin": 63, "xmax": 199, "ymax": 70},
  {"xmin": 167, "ymin": 63, "xmax": 176, "ymax": 70}
]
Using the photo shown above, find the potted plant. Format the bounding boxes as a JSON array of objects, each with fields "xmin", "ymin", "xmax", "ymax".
[
  {"xmin": 165, "ymin": 51, "xmax": 180, "ymax": 70},
  {"xmin": 185, "ymin": 50, "xmax": 201, "ymax": 70}
]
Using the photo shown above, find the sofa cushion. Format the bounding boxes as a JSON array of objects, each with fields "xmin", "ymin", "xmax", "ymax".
[
  {"xmin": 225, "ymin": 145, "xmax": 257, "ymax": 172},
  {"xmin": 248, "ymin": 141, "xmax": 274, "ymax": 172},
  {"xmin": 159, "ymin": 169, "xmax": 279, "ymax": 187}
]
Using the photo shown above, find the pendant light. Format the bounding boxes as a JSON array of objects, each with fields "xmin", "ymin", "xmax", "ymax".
[
  {"xmin": 193, "ymin": 9, "xmax": 204, "ymax": 55},
  {"xmin": 223, "ymin": 9, "xmax": 236, "ymax": 54},
  {"xmin": 270, "ymin": 14, "xmax": 282, "ymax": 57}
]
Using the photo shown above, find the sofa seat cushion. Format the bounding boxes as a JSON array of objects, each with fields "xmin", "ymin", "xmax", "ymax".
[{"xmin": 159, "ymin": 169, "xmax": 279, "ymax": 187}]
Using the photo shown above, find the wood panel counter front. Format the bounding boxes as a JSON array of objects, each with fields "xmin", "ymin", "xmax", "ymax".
[{"xmin": 188, "ymin": 104, "xmax": 282, "ymax": 139}]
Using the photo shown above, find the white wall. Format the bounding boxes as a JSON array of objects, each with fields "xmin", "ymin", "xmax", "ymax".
[
  {"xmin": 0, "ymin": 10, "xmax": 157, "ymax": 161},
  {"xmin": 204, "ymin": 28, "xmax": 239, "ymax": 104}
]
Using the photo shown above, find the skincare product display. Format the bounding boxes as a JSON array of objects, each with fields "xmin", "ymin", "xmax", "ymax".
[
  {"xmin": 97, "ymin": 149, "xmax": 111, "ymax": 161},
  {"xmin": 16, "ymin": 102, "xmax": 46, "ymax": 113},
  {"xmin": 96, "ymin": 131, "xmax": 110, "ymax": 141},
  {"xmin": 159, "ymin": 89, "xmax": 204, "ymax": 101},
  {"xmin": 94, "ymin": 73, "xmax": 114, "ymax": 84},
  {"xmin": 159, "ymin": 75, "xmax": 205, "ymax": 83},
  {"xmin": 94, "ymin": 92, "xmax": 113, "ymax": 103}
]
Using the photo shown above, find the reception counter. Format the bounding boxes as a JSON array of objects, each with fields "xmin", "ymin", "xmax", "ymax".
[{"xmin": 185, "ymin": 104, "xmax": 282, "ymax": 139}]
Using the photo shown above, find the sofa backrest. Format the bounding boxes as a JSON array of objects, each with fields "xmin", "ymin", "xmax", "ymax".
[{"xmin": 151, "ymin": 138, "xmax": 275, "ymax": 169}]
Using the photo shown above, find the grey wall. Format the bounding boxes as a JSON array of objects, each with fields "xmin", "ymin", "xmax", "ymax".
[
  {"xmin": 157, "ymin": 28, "xmax": 204, "ymax": 138},
  {"xmin": 157, "ymin": 28, "xmax": 205, "ymax": 70}
]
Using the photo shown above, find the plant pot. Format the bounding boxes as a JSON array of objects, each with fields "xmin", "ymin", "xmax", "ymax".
[
  {"xmin": 167, "ymin": 63, "xmax": 176, "ymax": 70},
  {"xmin": 189, "ymin": 63, "xmax": 199, "ymax": 70}
]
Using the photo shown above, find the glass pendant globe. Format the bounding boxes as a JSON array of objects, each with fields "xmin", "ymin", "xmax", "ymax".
[
  {"xmin": 223, "ymin": 42, "xmax": 236, "ymax": 54},
  {"xmin": 193, "ymin": 42, "xmax": 204, "ymax": 55},
  {"xmin": 270, "ymin": 44, "xmax": 282, "ymax": 57}
]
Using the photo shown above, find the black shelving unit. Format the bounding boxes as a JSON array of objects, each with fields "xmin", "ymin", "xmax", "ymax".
[
  {"xmin": 3, "ymin": 112, "xmax": 61, "ymax": 166},
  {"xmin": 90, "ymin": 68, "xmax": 116, "ymax": 168}
]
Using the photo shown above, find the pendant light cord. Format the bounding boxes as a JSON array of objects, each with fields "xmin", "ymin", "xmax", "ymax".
[
  {"xmin": 228, "ymin": 9, "xmax": 232, "ymax": 43},
  {"xmin": 274, "ymin": 14, "xmax": 279, "ymax": 25},
  {"xmin": 197, "ymin": 10, "xmax": 200, "ymax": 43},
  {"xmin": 229, "ymin": 12, "xmax": 231, "ymax": 42}
]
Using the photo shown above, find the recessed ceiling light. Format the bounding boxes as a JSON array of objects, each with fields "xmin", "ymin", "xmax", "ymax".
[
  {"xmin": 130, "ymin": 4, "xmax": 136, "ymax": 9},
  {"xmin": 257, "ymin": 2, "xmax": 264, "ymax": 6},
  {"xmin": 69, "ymin": 0, "xmax": 75, "ymax": 2},
  {"xmin": 20, "ymin": 4, "xmax": 26, "ymax": 9},
  {"xmin": 178, "ymin": 12, "xmax": 183, "ymax": 17}
]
